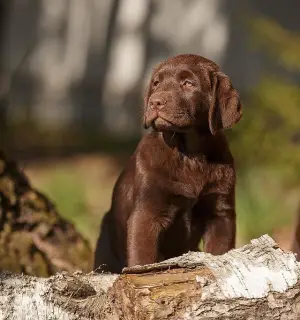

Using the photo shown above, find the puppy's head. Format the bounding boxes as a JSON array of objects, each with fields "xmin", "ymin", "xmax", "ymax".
[{"xmin": 143, "ymin": 54, "xmax": 242, "ymax": 135}]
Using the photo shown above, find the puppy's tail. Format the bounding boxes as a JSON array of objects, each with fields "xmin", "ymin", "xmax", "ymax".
[
  {"xmin": 291, "ymin": 202, "xmax": 300, "ymax": 261},
  {"xmin": 94, "ymin": 211, "xmax": 122, "ymax": 273}
]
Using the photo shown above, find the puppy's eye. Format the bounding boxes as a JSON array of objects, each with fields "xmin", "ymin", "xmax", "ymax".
[
  {"xmin": 153, "ymin": 80, "xmax": 159, "ymax": 87},
  {"xmin": 182, "ymin": 80, "xmax": 194, "ymax": 88}
]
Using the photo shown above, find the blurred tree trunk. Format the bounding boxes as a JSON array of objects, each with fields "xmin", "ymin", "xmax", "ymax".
[
  {"xmin": 0, "ymin": 150, "xmax": 93, "ymax": 276},
  {"xmin": 102, "ymin": 0, "xmax": 153, "ymax": 137},
  {"xmin": 29, "ymin": 0, "xmax": 91, "ymax": 128},
  {"xmin": 98, "ymin": 0, "xmax": 121, "ymax": 106},
  {"xmin": 123, "ymin": 0, "xmax": 155, "ymax": 135},
  {"xmin": 0, "ymin": 0, "xmax": 10, "ymax": 144}
]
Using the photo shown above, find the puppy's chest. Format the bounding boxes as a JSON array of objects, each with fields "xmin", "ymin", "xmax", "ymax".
[
  {"xmin": 203, "ymin": 162, "xmax": 235, "ymax": 194},
  {"xmin": 165, "ymin": 157, "xmax": 234, "ymax": 198},
  {"xmin": 165, "ymin": 156, "xmax": 208, "ymax": 198}
]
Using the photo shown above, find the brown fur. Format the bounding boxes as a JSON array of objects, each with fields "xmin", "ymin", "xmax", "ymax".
[{"xmin": 94, "ymin": 54, "xmax": 242, "ymax": 273}]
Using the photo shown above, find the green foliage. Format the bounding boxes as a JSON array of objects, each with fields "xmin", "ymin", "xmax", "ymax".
[
  {"xmin": 250, "ymin": 16, "xmax": 300, "ymax": 71},
  {"xmin": 230, "ymin": 16, "xmax": 300, "ymax": 243},
  {"xmin": 231, "ymin": 16, "xmax": 300, "ymax": 184},
  {"xmin": 236, "ymin": 169, "xmax": 294, "ymax": 243}
]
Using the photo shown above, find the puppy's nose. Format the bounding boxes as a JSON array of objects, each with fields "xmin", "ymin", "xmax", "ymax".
[{"xmin": 149, "ymin": 97, "xmax": 166, "ymax": 110}]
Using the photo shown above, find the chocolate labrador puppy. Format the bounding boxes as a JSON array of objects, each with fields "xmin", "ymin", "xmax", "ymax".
[{"xmin": 94, "ymin": 54, "xmax": 242, "ymax": 273}]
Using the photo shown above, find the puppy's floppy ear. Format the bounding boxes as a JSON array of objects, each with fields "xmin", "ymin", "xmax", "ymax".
[
  {"xmin": 143, "ymin": 83, "xmax": 151, "ymax": 129},
  {"xmin": 208, "ymin": 71, "xmax": 242, "ymax": 135}
]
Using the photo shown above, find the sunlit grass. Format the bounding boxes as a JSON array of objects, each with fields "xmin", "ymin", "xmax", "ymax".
[
  {"xmin": 26, "ymin": 155, "xmax": 121, "ymax": 248},
  {"xmin": 42, "ymin": 170, "xmax": 94, "ymax": 240},
  {"xmin": 236, "ymin": 168, "xmax": 297, "ymax": 246}
]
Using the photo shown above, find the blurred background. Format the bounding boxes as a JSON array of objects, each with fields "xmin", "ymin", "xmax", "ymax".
[{"xmin": 1, "ymin": 0, "xmax": 300, "ymax": 251}]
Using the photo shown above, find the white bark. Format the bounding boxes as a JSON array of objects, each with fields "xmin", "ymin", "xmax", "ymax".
[
  {"xmin": 0, "ymin": 271, "xmax": 119, "ymax": 320},
  {"xmin": 0, "ymin": 235, "xmax": 300, "ymax": 319}
]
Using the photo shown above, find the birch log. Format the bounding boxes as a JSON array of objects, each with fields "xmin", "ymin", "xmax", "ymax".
[{"xmin": 0, "ymin": 235, "xmax": 300, "ymax": 320}]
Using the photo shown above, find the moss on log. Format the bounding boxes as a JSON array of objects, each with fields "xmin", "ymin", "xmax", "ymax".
[{"xmin": 0, "ymin": 150, "xmax": 93, "ymax": 276}]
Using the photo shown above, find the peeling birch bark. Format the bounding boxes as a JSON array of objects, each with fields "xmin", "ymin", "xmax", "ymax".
[{"xmin": 0, "ymin": 235, "xmax": 300, "ymax": 319}]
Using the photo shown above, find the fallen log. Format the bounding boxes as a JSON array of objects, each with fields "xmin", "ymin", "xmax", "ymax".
[{"xmin": 0, "ymin": 235, "xmax": 299, "ymax": 319}]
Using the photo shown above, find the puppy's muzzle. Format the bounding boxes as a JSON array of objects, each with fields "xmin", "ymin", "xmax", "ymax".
[
  {"xmin": 149, "ymin": 95, "xmax": 167, "ymax": 110},
  {"xmin": 144, "ymin": 92, "xmax": 170, "ymax": 128}
]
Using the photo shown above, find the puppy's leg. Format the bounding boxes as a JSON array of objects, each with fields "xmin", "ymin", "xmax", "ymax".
[
  {"xmin": 127, "ymin": 207, "xmax": 173, "ymax": 267},
  {"xmin": 202, "ymin": 194, "xmax": 236, "ymax": 255}
]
